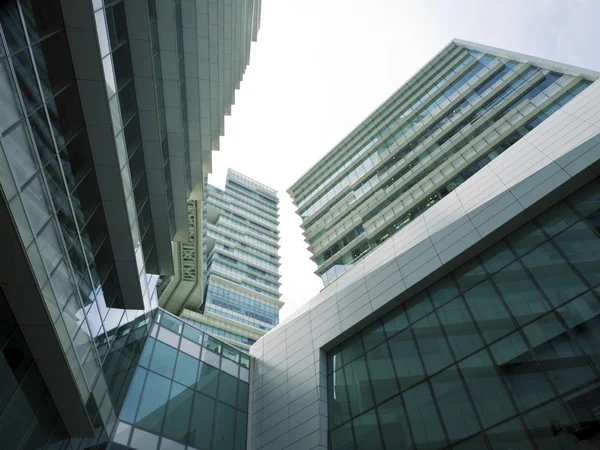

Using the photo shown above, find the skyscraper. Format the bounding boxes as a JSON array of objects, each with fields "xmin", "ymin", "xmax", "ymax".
[
  {"xmin": 160, "ymin": 169, "xmax": 282, "ymax": 351},
  {"xmin": 289, "ymin": 39, "xmax": 597, "ymax": 286},
  {"xmin": 249, "ymin": 40, "xmax": 600, "ymax": 450},
  {"xmin": 0, "ymin": 0, "xmax": 260, "ymax": 447}
]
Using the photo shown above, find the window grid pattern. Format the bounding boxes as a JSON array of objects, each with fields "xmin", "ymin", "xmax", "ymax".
[
  {"xmin": 318, "ymin": 77, "xmax": 591, "ymax": 285},
  {"xmin": 115, "ymin": 315, "xmax": 250, "ymax": 450},
  {"xmin": 328, "ymin": 177, "xmax": 600, "ymax": 450}
]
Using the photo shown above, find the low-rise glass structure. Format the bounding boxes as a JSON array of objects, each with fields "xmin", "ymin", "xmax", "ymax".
[{"xmin": 328, "ymin": 178, "xmax": 600, "ymax": 449}]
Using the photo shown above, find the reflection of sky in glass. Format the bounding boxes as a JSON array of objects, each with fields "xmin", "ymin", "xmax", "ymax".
[{"xmin": 102, "ymin": 55, "xmax": 117, "ymax": 97}]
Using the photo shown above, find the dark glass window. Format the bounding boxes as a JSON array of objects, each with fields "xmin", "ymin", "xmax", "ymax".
[
  {"xmin": 522, "ymin": 400, "xmax": 573, "ymax": 450},
  {"xmin": 388, "ymin": 328, "xmax": 425, "ymax": 389},
  {"xmin": 365, "ymin": 343, "xmax": 398, "ymax": 403},
  {"xmin": 430, "ymin": 365, "xmax": 480, "ymax": 442},
  {"xmin": 412, "ymin": 312, "xmax": 454, "ymax": 375},
  {"xmin": 507, "ymin": 222, "xmax": 547, "ymax": 256},
  {"xmin": 112, "ymin": 42, "xmax": 133, "ymax": 90},
  {"xmin": 521, "ymin": 242, "xmax": 587, "ymax": 308},
  {"xmin": 353, "ymin": 409, "xmax": 384, "ymax": 450},
  {"xmin": 405, "ymin": 291, "xmax": 434, "ymax": 324},
  {"xmin": 331, "ymin": 421, "xmax": 355, "ymax": 450},
  {"xmin": 11, "ymin": 48, "xmax": 43, "ymax": 114},
  {"xmin": 437, "ymin": 296, "xmax": 484, "ymax": 360},
  {"xmin": 463, "ymin": 280, "xmax": 516, "ymax": 343},
  {"xmin": 217, "ymin": 372, "xmax": 238, "ymax": 407},
  {"xmin": 459, "ymin": 349, "xmax": 516, "ymax": 428},
  {"xmin": 523, "ymin": 312, "xmax": 596, "ymax": 394},
  {"xmin": 20, "ymin": 0, "xmax": 64, "ymax": 43},
  {"xmin": 196, "ymin": 362, "xmax": 218, "ymax": 398},
  {"xmin": 174, "ymin": 351, "xmax": 199, "ymax": 388},
  {"xmin": 486, "ymin": 417, "xmax": 535, "ymax": 450},
  {"xmin": 163, "ymin": 382, "xmax": 193, "ymax": 443},
  {"xmin": 106, "ymin": 1, "xmax": 128, "ymax": 50},
  {"xmin": 135, "ymin": 371, "xmax": 170, "ymax": 433},
  {"xmin": 32, "ymin": 31, "xmax": 75, "ymax": 101},
  {"xmin": 236, "ymin": 380, "xmax": 248, "ymax": 412},
  {"xmin": 377, "ymin": 395, "xmax": 412, "ymax": 450},
  {"xmin": 148, "ymin": 340, "xmax": 177, "ymax": 378},
  {"xmin": 213, "ymin": 402, "xmax": 235, "ymax": 450},
  {"xmin": 403, "ymin": 382, "xmax": 446, "ymax": 449},
  {"xmin": 490, "ymin": 332, "xmax": 554, "ymax": 411},
  {"xmin": 344, "ymin": 356, "xmax": 374, "ymax": 416},
  {"xmin": 118, "ymin": 80, "xmax": 137, "ymax": 125},
  {"xmin": 361, "ymin": 320, "xmax": 386, "ymax": 352},
  {"xmin": 0, "ymin": 2, "xmax": 27, "ymax": 54},
  {"xmin": 188, "ymin": 392, "xmax": 214, "ymax": 450},
  {"xmin": 428, "ymin": 275, "xmax": 460, "ymax": 308},
  {"xmin": 553, "ymin": 221, "xmax": 600, "ymax": 287},
  {"xmin": 382, "ymin": 305, "xmax": 408, "ymax": 337},
  {"xmin": 455, "ymin": 258, "xmax": 487, "ymax": 292},
  {"xmin": 329, "ymin": 369, "xmax": 351, "ymax": 427},
  {"xmin": 492, "ymin": 260, "xmax": 550, "ymax": 325}
]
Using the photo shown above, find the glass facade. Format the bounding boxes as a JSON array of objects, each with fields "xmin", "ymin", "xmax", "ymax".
[
  {"xmin": 328, "ymin": 177, "xmax": 600, "ymax": 449},
  {"xmin": 113, "ymin": 310, "xmax": 250, "ymax": 450},
  {"xmin": 289, "ymin": 42, "xmax": 598, "ymax": 287},
  {"xmin": 184, "ymin": 169, "xmax": 281, "ymax": 350}
]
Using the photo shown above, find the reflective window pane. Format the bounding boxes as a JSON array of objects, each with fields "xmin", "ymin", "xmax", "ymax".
[
  {"xmin": 361, "ymin": 320, "xmax": 385, "ymax": 352},
  {"xmin": 492, "ymin": 261, "xmax": 549, "ymax": 325},
  {"xmin": 353, "ymin": 409, "xmax": 384, "ymax": 450},
  {"xmin": 382, "ymin": 305, "xmax": 408, "ymax": 338},
  {"xmin": 405, "ymin": 291, "xmax": 434, "ymax": 324},
  {"xmin": 428, "ymin": 275, "xmax": 460, "ymax": 308},
  {"xmin": 455, "ymin": 258, "xmax": 487, "ymax": 292},
  {"xmin": 217, "ymin": 372, "xmax": 237, "ymax": 407},
  {"xmin": 557, "ymin": 292, "xmax": 600, "ymax": 371},
  {"xmin": 463, "ymin": 280, "xmax": 516, "ymax": 344},
  {"xmin": 196, "ymin": 362, "xmax": 218, "ymax": 398},
  {"xmin": 149, "ymin": 340, "xmax": 177, "ymax": 378},
  {"xmin": 553, "ymin": 221, "xmax": 600, "ymax": 287},
  {"xmin": 437, "ymin": 296, "xmax": 484, "ymax": 360},
  {"xmin": 431, "ymin": 365, "xmax": 480, "ymax": 442},
  {"xmin": 403, "ymin": 382, "xmax": 446, "ymax": 450},
  {"xmin": 344, "ymin": 356, "xmax": 374, "ymax": 416},
  {"xmin": 329, "ymin": 369, "xmax": 351, "ymax": 427},
  {"xmin": 377, "ymin": 395, "xmax": 412, "ymax": 450},
  {"xmin": 521, "ymin": 242, "xmax": 586, "ymax": 308},
  {"xmin": 507, "ymin": 222, "xmax": 547, "ymax": 256},
  {"xmin": 173, "ymin": 351, "xmax": 199, "ymax": 388},
  {"xmin": 522, "ymin": 400, "xmax": 574, "ymax": 450},
  {"xmin": 490, "ymin": 332, "xmax": 554, "ymax": 411},
  {"xmin": 135, "ymin": 371, "xmax": 170, "ymax": 434},
  {"xmin": 388, "ymin": 328, "xmax": 425, "ymax": 389},
  {"xmin": 459, "ymin": 349, "xmax": 515, "ymax": 428},
  {"xmin": 480, "ymin": 240, "xmax": 516, "ymax": 275},
  {"xmin": 213, "ymin": 402, "xmax": 235, "ymax": 450},
  {"xmin": 487, "ymin": 417, "xmax": 534, "ymax": 450},
  {"xmin": 365, "ymin": 343, "xmax": 398, "ymax": 403},
  {"xmin": 412, "ymin": 312, "xmax": 454, "ymax": 375},
  {"xmin": 163, "ymin": 382, "xmax": 193, "ymax": 443},
  {"xmin": 188, "ymin": 392, "xmax": 214, "ymax": 450},
  {"xmin": 523, "ymin": 312, "xmax": 596, "ymax": 394},
  {"xmin": 537, "ymin": 202, "xmax": 579, "ymax": 237},
  {"xmin": 331, "ymin": 421, "xmax": 355, "ymax": 450}
]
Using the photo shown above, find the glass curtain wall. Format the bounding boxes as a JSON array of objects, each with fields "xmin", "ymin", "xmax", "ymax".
[
  {"xmin": 113, "ymin": 310, "xmax": 250, "ymax": 450},
  {"xmin": 328, "ymin": 177, "xmax": 600, "ymax": 450}
]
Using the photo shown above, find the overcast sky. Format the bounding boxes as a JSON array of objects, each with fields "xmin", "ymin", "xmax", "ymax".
[{"xmin": 208, "ymin": 0, "xmax": 600, "ymax": 321}]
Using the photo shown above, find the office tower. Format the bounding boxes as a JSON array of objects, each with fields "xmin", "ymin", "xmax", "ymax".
[
  {"xmin": 160, "ymin": 169, "xmax": 282, "ymax": 351},
  {"xmin": 0, "ymin": 0, "xmax": 260, "ymax": 447},
  {"xmin": 250, "ymin": 40, "xmax": 600, "ymax": 450},
  {"xmin": 289, "ymin": 40, "xmax": 597, "ymax": 287}
]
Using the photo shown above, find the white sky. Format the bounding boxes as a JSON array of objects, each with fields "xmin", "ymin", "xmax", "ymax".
[{"xmin": 208, "ymin": 0, "xmax": 600, "ymax": 322}]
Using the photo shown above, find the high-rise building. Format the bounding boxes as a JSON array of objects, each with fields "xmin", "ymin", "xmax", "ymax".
[
  {"xmin": 289, "ymin": 39, "xmax": 597, "ymax": 287},
  {"xmin": 0, "ymin": 0, "xmax": 260, "ymax": 447},
  {"xmin": 160, "ymin": 169, "xmax": 282, "ymax": 351},
  {"xmin": 249, "ymin": 40, "xmax": 600, "ymax": 450}
]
